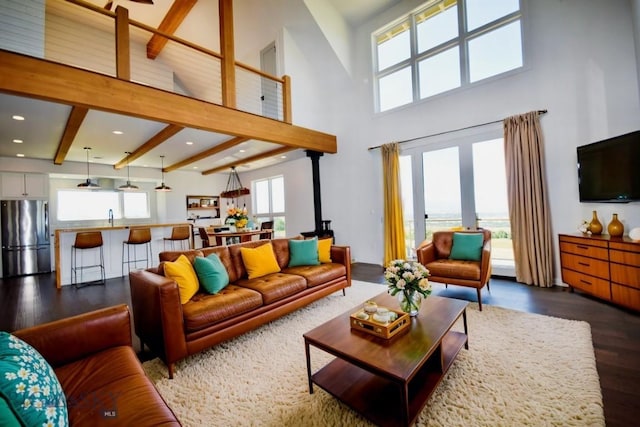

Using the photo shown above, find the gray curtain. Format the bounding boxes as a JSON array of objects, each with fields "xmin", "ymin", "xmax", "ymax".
[{"xmin": 503, "ymin": 111, "xmax": 553, "ymax": 287}]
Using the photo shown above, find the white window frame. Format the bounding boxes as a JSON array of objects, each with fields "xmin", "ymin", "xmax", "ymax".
[
  {"xmin": 251, "ymin": 175, "xmax": 285, "ymax": 237},
  {"xmin": 373, "ymin": 0, "xmax": 523, "ymax": 112},
  {"xmin": 56, "ymin": 189, "xmax": 150, "ymax": 221}
]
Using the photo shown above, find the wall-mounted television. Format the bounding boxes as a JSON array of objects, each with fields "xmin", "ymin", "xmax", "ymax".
[{"xmin": 577, "ymin": 130, "xmax": 640, "ymax": 203}]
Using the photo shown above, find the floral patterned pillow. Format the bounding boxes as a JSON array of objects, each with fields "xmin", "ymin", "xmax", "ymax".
[{"xmin": 0, "ymin": 332, "xmax": 68, "ymax": 426}]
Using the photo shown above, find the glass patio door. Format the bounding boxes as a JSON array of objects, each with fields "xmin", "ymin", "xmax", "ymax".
[
  {"xmin": 399, "ymin": 129, "xmax": 515, "ymax": 277},
  {"xmin": 423, "ymin": 147, "xmax": 463, "ymax": 238}
]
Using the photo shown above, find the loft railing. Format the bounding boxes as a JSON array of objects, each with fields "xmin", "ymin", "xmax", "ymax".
[{"xmin": 39, "ymin": 0, "xmax": 291, "ymax": 123}]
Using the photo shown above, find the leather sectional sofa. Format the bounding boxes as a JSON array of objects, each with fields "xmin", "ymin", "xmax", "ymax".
[
  {"xmin": 12, "ymin": 305, "xmax": 180, "ymax": 426},
  {"xmin": 129, "ymin": 238, "xmax": 351, "ymax": 378}
]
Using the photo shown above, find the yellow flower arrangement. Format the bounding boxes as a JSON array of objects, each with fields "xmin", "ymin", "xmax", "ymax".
[{"xmin": 226, "ymin": 206, "xmax": 248, "ymax": 229}]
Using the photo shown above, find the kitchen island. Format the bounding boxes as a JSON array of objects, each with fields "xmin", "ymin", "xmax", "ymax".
[{"xmin": 54, "ymin": 223, "xmax": 193, "ymax": 288}]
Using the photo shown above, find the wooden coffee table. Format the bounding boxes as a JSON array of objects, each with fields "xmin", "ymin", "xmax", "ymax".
[{"xmin": 304, "ymin": 292, "xmax": 468, "ymax": 427}]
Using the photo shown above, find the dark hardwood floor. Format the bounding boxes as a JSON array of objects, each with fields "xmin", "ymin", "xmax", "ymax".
[{"xmin": 1, "ymin": 263, "xmax": 638, "ymax": 426}]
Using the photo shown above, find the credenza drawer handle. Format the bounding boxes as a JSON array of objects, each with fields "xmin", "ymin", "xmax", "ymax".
[
  {"xmin": 580, "ymin": 279, "xmax": 592, "ymax": 286},
  {"xmin": 576, "ymin": 245, "xmax": 589, "ymax": 250},
  {"xmin": 578, "ymin": 262, "xmax": 590, "ymax": 267}
]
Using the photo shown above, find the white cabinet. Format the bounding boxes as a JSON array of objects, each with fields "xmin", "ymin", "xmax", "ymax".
[{"xmin": 1, "ymin": 173, "xmax": 48, "ymax": 198}]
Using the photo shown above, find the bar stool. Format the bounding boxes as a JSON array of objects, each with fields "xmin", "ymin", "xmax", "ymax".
[
  {"xmin": 163, "ymin": 225, "xmax": 191, "ymax": 250},
  {"xmin": 71, "ymin": 231, "xmax": 105, "ymax": 288},
  {"xmin": 122, "ymin": 227, "xmax": 152, "ymax": 275}
]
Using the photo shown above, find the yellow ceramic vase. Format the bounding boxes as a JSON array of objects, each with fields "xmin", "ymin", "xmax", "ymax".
[
  {"xmin": 589, "ymin": 211, "xmax": 603, "ymax": 235},
  {"xmin": 607, "ymin": 213, "xmax": 624, "ymax": 237}
]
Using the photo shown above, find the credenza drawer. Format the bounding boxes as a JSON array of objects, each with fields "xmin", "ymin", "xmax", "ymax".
[
  {"xmin": 609, "ymin": 249, "xmax": 640, "ymax": 266},
  {"xmin": 560, "ymin": 252, "xmax": 610, "ymax": 280},
  {"xmin": 562, "ymin": 268, "xmax": 611, "ymax": 300},
  {"xmin": 611, "ymin": 263, "xmax": 640, "ymax": 289},
  {"xmin": 559, "ymin": 235, "xmax": 608, "ymax": 248},
  {"xmin": 559, "ymin": 241, "xmax": 609, "ymax": 260},
  {"xmin": 611, "ymin": 283, "xmax": 640, "ymax": 311}
]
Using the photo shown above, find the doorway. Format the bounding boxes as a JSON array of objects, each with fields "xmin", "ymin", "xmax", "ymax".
[{"xmin": 260, "ymin": 42, "xmax": 280, "ymax": 120}]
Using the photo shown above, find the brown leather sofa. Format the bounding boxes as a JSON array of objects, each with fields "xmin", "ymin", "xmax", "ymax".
[
  {"xmin": 416, "ymin": 229, "xmax": 492, "ymax": 310},
  {"xmin": 129, "ymin": 238, "xmax": 351, "ymax": 378},
  {"xmin": 13, "ymin": 305, "xmax": 180, "ymax": 426}
]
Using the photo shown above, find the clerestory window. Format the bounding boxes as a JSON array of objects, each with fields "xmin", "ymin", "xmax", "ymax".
[{"xmin": 374, "ymin": 0, "xmax": 523, "ymax": 112}]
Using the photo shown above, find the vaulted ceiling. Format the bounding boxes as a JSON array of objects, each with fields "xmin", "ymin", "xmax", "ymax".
[{"xmin": 0, "ymin": 0, "xmax": 395, "ymax": 174}]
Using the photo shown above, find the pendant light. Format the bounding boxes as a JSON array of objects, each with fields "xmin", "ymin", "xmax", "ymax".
[
  {"xmin": 118, "ymin": 152, "xmax": 139, "ymax": 191},
  {"xmin": 154, "ymin": 155, "xmax": 172, "ymax": 192},
  {"xmin": 220, "ymin": 166, "xmax": 250, "ymax": 198},
  {"xmin": 77, "ymin": 147, "xmax": 100, "ymax": 189}
]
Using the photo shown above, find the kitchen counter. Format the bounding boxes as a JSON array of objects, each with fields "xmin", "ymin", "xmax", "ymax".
[{"xmin": 54, "ymin": 222, "xmax": 193, "ymax": 288}]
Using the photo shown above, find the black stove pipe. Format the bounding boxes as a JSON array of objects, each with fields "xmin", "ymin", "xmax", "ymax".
[{"xmin": 306, "ymin": 150, "xmax": 324, "ymax": 234}]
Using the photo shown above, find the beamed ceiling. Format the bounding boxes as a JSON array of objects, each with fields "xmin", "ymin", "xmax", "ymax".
[{"xmin": 0, "ymin": 0, "xmax": 401, "ymax": 175}]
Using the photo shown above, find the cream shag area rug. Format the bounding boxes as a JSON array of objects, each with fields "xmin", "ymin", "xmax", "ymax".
[{"xmin": 142, "ymin": 281, "xmax": 605, "ymax": 427}]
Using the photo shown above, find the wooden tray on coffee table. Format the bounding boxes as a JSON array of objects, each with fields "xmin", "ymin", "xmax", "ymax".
[{"xmin": 350, "ymin": 308, "xmax": 409, "ymax": 339}]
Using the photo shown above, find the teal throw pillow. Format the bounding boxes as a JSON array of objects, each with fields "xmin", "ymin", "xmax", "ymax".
[
  {"xmin": 288, "ymin": 237, "xmax": 320, "ymax": 267},
  {"xmin": 449, "ymin": 232, "xmax": 484, "ymax": 261},
  {"xmin": 0, "ymin": 332, "xmax": 69, "ymax": 427},
  {"xmin": 193, "ymin": 253, "xmax": 230, "ymax": 294}
]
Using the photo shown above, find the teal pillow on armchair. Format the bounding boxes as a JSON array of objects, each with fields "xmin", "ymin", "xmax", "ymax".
[{"xmin": 449, "ymin": 232, "xmax": 484, "ymax": 261}]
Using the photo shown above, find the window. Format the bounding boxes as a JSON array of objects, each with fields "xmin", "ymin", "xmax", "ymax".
[
  {"xmin": 374, "ymin": 0, "xmax": 523, "ymax": 112},
  {"xmin": 252, "ymin": 175, "xmax": 285, "ymax": 237},
  {"xmin": 57, "ymin": 190, "xmax": 149, "ymax": 221},
  {"xmin": 123, "ymin": 192, "xmax": 150, "ymax": 218}
]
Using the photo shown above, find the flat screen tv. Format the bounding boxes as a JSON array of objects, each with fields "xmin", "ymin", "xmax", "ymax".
[{"xmin": 577, "ymin": 130, "xmax": 640, "ymax": 203}]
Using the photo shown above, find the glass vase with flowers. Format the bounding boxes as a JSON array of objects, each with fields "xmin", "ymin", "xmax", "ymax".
[{"xmin": 385, "ymin": 260, "xmax": 431, "ymax": 316}]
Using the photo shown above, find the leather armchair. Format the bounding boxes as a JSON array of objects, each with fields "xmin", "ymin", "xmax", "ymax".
[
  {"xmin": 13, "ymin": 305, "xmax": 180, "ymax": 426},
  {"xmin": 416, "ymin": 229, "xmax": 492, "ymax": 310}
]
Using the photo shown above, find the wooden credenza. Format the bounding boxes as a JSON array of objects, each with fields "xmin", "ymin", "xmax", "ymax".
[{"xmin": 559, "ymin": 233, "xmax": 640, "ymax": 311}]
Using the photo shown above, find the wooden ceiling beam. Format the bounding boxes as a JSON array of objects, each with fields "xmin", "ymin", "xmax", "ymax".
[
  {"xmin": 164, "ymin": 136, "xmax": 248, "ymax": 172},
  {"xmin": 113, "ymin": 123, "xmax": 184, "ymax": 169},
  {"xmin": 0, "ymin": 51, "xmax": 337, "ymax": 154},
  {"xmin": 201, "ymin": 146, "xmax": 295, "ymax": 175},
  {"xmin": 53, "ymin": 106, "xmax": 88, "ymax": 165},
  {"xmin": 147, "ymin": 0, "xmax": 198, "ymax": 59}
]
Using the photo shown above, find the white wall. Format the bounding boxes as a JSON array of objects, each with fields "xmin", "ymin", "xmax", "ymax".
[
  {"xmin": 632, "ymin": 0, "xmax": 640, "ymax": 100},
  {"xmin": 344, "ymin": 0, "xmax": 640, "ymax": 278},
  {"xmin": 233, "ymin": 0, "xmax": 640, "ymax": 282},
  {"xmin": 240, "ymin": 157, "xmax": 316, "ymax": 239}
]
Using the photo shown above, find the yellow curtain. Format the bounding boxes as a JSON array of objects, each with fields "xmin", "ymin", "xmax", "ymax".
[
  {"xmin": 503, "ymin": 111, "xmax": 554, "ymax": 287},
  {"xmin": 381, "ymin": 142, "xmax": 406, "ymax": 266}
]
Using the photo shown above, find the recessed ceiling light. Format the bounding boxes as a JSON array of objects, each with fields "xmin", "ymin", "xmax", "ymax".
[
  {"xmin": 192, "ymin": 166, "xmax": 198, "ymax": 169},
  {"xmin": 186, "ymin": 141, "xmax": 194, "ymax": 145},
  {"xmin": 280, "ymin": 155, "xmax": 287, "ymax": 159},
  {"xmin": 112, "ymin": 130, "xmax": 123, "ymax": 135},
  {"xmin": 12, "ymin": 115, "xmax": 25, "ymax": 121},
  {"xmin": 13, "ymin": 139, "xmax": 23, "ymax": 143},
  {"xmin": 239, "ymin": 149, "xmax": 246, "ymax": 153},
  {"xmin": 16, "ymin": 154, "xmax": 24, "ymax": 157}
]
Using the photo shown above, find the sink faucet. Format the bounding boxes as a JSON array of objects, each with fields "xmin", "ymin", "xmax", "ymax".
[{"xmin": 108, "ymin": 209, "xmax": 114, "ymax": 227}]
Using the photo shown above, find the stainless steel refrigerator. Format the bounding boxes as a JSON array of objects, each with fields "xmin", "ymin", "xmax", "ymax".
[{"xmin": 1, "ymin": 200, "xmax": 51, "ymax": 277}]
